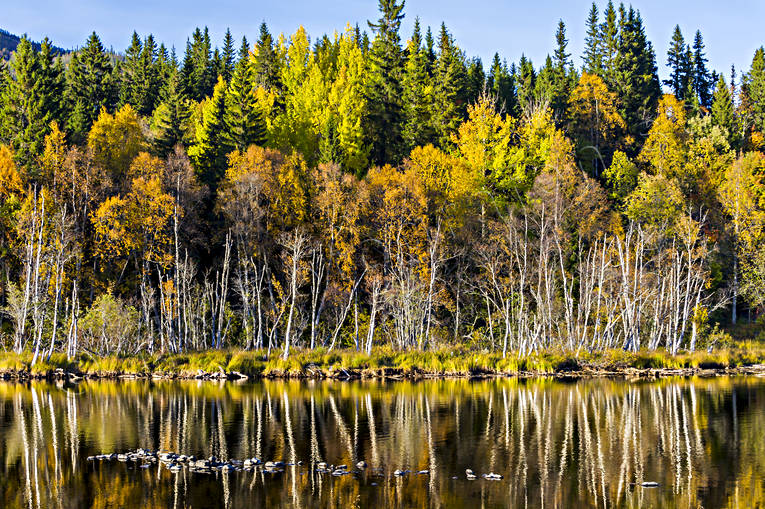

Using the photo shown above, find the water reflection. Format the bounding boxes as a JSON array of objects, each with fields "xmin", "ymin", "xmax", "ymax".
[{"xmin": 1, "ymin": 377, "xmax": 764, "ymax": 508}]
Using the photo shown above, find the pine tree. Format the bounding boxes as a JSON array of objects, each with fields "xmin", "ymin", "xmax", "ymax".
[
  {"xmin": 583, "ymin": 3, "xmax": 602, "ymax": 75},
  {"xmin": 364, "ymin": 0, "xmax": 406, "ymax": 164},
  {"xmin": 432, "ymin": 22, "xmax": 468, "ymax": 146},
  {"xmin": 226, "ymin": 47, "xmax": 266, "ymax": 151},
  {"xmin": 692, "ymin": 30, "xmax": 712, "ymax": 108},
  {"xmin": 220, "ymin": 28, "xmax": 236, "ymax": 83},
  {"xmin": 401, "ymin": 18, "xmax": 435, "ymax": 151},
  {"xmin": 189, "ymin": 76, "xmax": 232, "ymax": 190},
  {"xmin": 664, "ymin": 25, "xmax": 691, "ymax": 99},
  {"xmin": 65, "ymin": 32, "xmax": 116, "ymax": 140}
]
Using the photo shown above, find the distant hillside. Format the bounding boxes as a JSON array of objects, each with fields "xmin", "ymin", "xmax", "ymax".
[{"xmin": 0, "ymin": 28, "xmax": 68, "ymax": 61}]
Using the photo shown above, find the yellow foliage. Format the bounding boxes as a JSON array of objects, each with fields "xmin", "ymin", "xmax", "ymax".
[
  {"xmin": 40, "ymin": 122, "xmax": 67, "ymax": 187},
  {"xmin": 638, "ymin": 94, "xmax": 687, "ymax": 178},
  {"xmin": 718, "ymin": 152, "xmax": 765, "ymax": 249},
  {"xmin": 567, "ymin": 73, "xmax": 625, "ymax": 170},
  {"xmin": 313, "ymin": 162, "xmax": 364, "ymax": 284},
  {"xmin": 0, "ymin": 145, "xmax": 23, "ymax": 197},
  {"xmin": 452, "ymin": 95, "xmax": 514, "ymax": 194},
  {"xmin": 92, "ymin": 176, "xmax": 175, "ymax": 267},
  {"xmin": 128, "ymin": 152, "xmax": 164, "ymax": 182},
  {"xmin": 223, "ymin": 146, "xmax": 310, "ymax": 233},
  {"xmin": 87, "ymin": 105, "xmax": 145, "ymax": 181},
  {"xmin": 625, "ymin": 172, "xmax": 685, "ymax": 227},
  {"xmin": 365, "ymin": 164, "xmax": 428, "ymax": 263}
]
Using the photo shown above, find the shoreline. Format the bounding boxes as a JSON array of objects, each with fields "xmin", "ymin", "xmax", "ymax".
[{"xmin": 2, "ymin": 347, "xmax": 765, "ymax": 382}]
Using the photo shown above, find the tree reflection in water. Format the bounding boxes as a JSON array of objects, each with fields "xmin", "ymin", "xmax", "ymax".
[{"xmin": 0, "ymin": 377, "xmax": 763, "ymax": 508}]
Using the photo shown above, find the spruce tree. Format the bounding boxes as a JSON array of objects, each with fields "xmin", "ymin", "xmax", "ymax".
[
  {"xmin": 226, "ymin": 47, "xmax": 266, "ymax": 151},
  {"xmin": 253, "ymin": 23, "xmax": 281, "ymax": 91},
  {"xmin": 189, "ymin": 76, "xmax": 232, "ymax": 190},
  {"xmin": 154, "ymin": 71, "xmax": 190, "ymax": 156},
  {"xmin": 134, "ymin": 35, "xmax": 159, "ymax": 115},
  {"xmin": 424, "ymin": 26, "xmax": 436, "ymax": 75},
  {"xmin": 0, "ymin": 37, "xmax": 61, "ymax": 172},
  {"xmin": 516, "ymin": 55, "xmax": 536, "ymax": 114},
  {"xmin": 550, "ymin": 20, "xmax": 575, "ymax": 123},
  {"xmin": 534, "ymin": 55, "xmax": 554, "ymax": 106},
  {"xmin": 465, "ymin": 57, "xmax": 485, "ymax": 106},
  {"xmin": 364, "ymin": 0, "xmax": 406, "ymax": 164},
  {"xmin": 692, "ymin": 30, "xmax": 712, "ymax": 108},
  {"xmin": 599, "ymin": 0, "xmax": 619, "ymax": 87},
  {"xmin": 119, "ymin": 32, "xmax": 142, "ymax": 107},
  {"xmin": 744, "ymin": 47, "xmax": 765, "ymax": 133},
  {"xmin": 238, "ymin": 36, "xmax": 250, "ymax": 65},
  {"xmin": 487, "ymin": 54, "xmax": 516, "ymax": 115},
  {"xmin": 711, "ymin": 75, "xmax": 734, "ymax": 136},
  {"xmin": 65, "ymin": 32, "xmax": 116, "ymax": 140},
  {"xmin": 614, "ymin": 7, "xmax": 660, "ymax": 151},
  {"xmin": 38, "ymin": 38, "xmax": 65, "ymax": 127},
  {"xmin": 583, "ymin": 3, "xmax": 602, "ymax": 75},
  {"xmin": 180, "ymin": 27, "xmax": 215, "ymax": 100},
  {"xmin": 220, "ymin": 28, "xmax": 236, "ymax": 83},
  {"xmin": 432, "ymin": 22, "xmax": 468, "ymax": 146},
  {"xmin": 401, "ymin": 18, "xmax": 435, "ymax": 151},
  {"xmin": 664, "ymin": 25, "xmax": 691, "ymax": 99}
]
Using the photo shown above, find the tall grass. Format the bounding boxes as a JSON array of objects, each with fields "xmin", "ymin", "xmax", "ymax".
[{"xmin": 1, "ymin": 344, "xmax": 764, "ymax": 378}]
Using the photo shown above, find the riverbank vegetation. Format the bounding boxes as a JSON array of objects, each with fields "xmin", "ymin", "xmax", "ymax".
[
  {"xmin": 2, "ymin": 1, "xmax": 765, "ymax": 366},
  {"xmin": 1, "ymin": 343, "xmax": 764, "ymax": 378}
]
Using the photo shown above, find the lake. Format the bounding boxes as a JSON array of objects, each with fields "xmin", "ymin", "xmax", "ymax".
[{"xmin": 1, "ymin": 376, "xmax": 763, "ymax": 508}]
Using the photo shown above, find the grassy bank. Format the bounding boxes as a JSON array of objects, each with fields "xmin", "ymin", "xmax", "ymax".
[{"xmin": 1, "ymin": 344, "xmax": 765, "ymax": 380}]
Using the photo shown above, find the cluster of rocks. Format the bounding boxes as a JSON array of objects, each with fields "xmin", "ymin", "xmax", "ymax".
[
  {"xmin": 87, "ymin": 450, "xmax": 504, "ymax": 481},
  {"xmin": 87, "ymin": 449, "xmax": 293, "ymax": 474}
]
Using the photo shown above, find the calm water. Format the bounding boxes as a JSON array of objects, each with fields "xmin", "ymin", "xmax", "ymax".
[{"xmin": 1, "ymin": 376, "xmax": 764, "ymax": 508}]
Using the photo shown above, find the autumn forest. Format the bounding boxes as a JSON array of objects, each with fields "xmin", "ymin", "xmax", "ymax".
[{"xmin": 2, "ymin": 0, "xmax": 765, "ymax": 367}]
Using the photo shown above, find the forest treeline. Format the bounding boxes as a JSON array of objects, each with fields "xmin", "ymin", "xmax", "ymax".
[{"xmin": 1, "ymin": 0, "xmax": 765, "ymax": 364}]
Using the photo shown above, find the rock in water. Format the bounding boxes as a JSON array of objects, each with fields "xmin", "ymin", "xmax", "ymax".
[
  {"xmin": 641, "ymin": 481, "xmax": 660, "ymax": 488},
  {"xmin": 466, "ymin": 469, "xmax": 477, "ymax": 480},
  {"xmin": 356, "ymin": 461, "xmax": 367, "ymax": 469}
]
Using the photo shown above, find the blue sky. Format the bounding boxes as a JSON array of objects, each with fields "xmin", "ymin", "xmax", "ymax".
[{"xmin": 4, "ymin": 0, "xmax": 765, "ymax": 85}]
